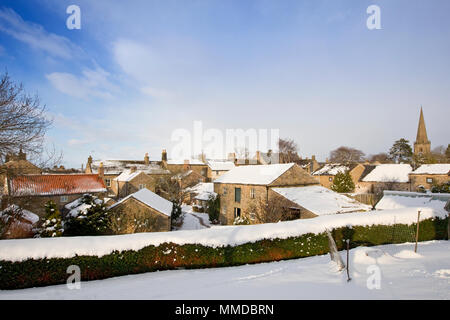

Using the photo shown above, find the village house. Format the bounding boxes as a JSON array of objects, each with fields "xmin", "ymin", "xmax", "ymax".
[
  {"xmin": 213, "ymin": 163, "xmax": 320, "ymax": 225},
  {"xmin": 206, "ymin": 160, "xmax": 235, "ymax": 181},
  {"xmin": 409, "ymin": 164, "xmax": 450, "ymax": 191},
  {"xmin": 271, "ymin": 185, "xmax": 371, "ymax": 218},
  {"xmin": 85, "ymin": 153, "xmax": 170, "ymax": 196},
  {"xmin": 108, "ymin": 188, "xmax": 172, "ymax": 233},
  {"xmin": 312, "ymin": 163, "xmax": 366, "ymax": 189},
  {"xmin": 0, "ymin": 151, "xmax": 42, "ymax": 191},
  {"xmin": 356, "ymin": 163, "xmax": 413, "ymax": 195},
  {"xmin": 111, "ymin": 166, "xmax": 162, "ymax": 198},
  {"xmin": 3, "ymin": 174, "xmax": 107, "ymax": 217},
  {"xmin": 186, "ymin": 182, "xmax": 217, "ymax": 211}
]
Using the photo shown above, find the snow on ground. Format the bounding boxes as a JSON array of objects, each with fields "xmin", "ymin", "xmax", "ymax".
[
  {"xmin": 177, "ymin": 205, "xmax": 211, "ymax": 231},
  {"xmin": 376, "ymin": 191, "xmax": 449, "ymax": 213},
  {"xmin": 0, "ymin": 207, "xmax": 446, "ymax": 262},
  {"xmin": 1, "ymin": 240, "xmax": 448, "ymax": 300}
]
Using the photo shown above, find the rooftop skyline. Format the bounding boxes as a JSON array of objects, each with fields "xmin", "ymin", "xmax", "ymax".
[{"xmin": 0, "ymin": 0, "xmax": 449, "ymax": 168}]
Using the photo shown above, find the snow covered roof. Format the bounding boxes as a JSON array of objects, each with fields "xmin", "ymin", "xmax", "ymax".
[
  {"xmin": 361, "ymin": 164, "xmax": 413, "ymax": 183},
  {"xmin": 114, "ymin": 169, "xmax": 143, "ymax": 182},
  {"xmin": 214, "ymin": 163, "xmax": 295, "ymax": 185},
  {"xmin": 9, "ymin": 174, "xmax": 107, "ymax": 196},
  {"xmin": 91, "ymin": 160, "xmax": 168, "ymax": 175},
  {"xmin": 375, "ymin": 191, "xmax": 450, "ymax": 214},
  {"xmin": 411, "ymin": 164, "xmax": 450, "ymax": 175},
  {"xmin": 166, "ymin": 159, "xmax": 205, "ymax": 165},
  {"xmin": 312, "ymin": 163, "xmax": 354, "ymax": 176},
  {"xmin": 206, "ymin": 160, "xmax": 235, "ymax": 171},
  {"xmin": 109, "ymin": 188, "xmax": 173, "ymax": 217},
  {"xmin": 187, "ymin": 182, "xmax": 217, "ymax": 201},
  {"xmin": 0, "ymin": 205, "xmax": 39, "ymax": 224},
  {"xmin": 272, "ymin": 186, "xmax": 371, "ymax": 216}
]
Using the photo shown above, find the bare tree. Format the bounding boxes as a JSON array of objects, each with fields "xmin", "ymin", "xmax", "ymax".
[
  {"xmin": 0, "ymin": 72, "xmax": 52, "ymax": 159},
  {"xmin": 329, "ymin": 146, "xmax": 365, "ymax": 164},
  {"xmin": 368, "ymin": 153, "xmax": 392, "ymax": 163},
  {"xmin": 248, "ymin": 195, "xmax": 297, "ymax": 224},
  {"xmin": 278, "ymin": 138, "xmax": 300, "ymax": 163}
]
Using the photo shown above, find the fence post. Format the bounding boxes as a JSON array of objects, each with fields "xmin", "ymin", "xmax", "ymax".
[
  {"xmin": 414, "ymin": 210, "xmax": 421, "ymax": 253},
  {"xmin": 346, "ymin": 239, "xmax": 351, "ymax": 282}
]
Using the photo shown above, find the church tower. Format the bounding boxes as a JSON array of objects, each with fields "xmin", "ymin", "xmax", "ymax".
[{"xmin": 413, "ymin": 107, "xmax": 431, "ymax": 156}]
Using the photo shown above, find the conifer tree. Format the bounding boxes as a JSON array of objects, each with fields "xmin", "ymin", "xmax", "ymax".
[
  {"xmin": 330, "ymin": 171, "xmax": 355, "ymax": 193},
  {"xmin": 39, "ymin": 200, "xmax": 64, "ymax": 237}
]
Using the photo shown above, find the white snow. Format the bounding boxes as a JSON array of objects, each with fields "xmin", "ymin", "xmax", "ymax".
[
  {"xmin": 312, "ymin": 164, "xmax": 350, "ymax": 176},
  {"xmin": 362, "ymin": 164, "xmax": 413, "ymax": 183},
  {"xmin": 177, "ymin": 205, "xmax": 211, "ymax": 231},
  {"xmin": 0, "ymin": 206, "xmax": 446, "ymax": 262},
  {"xmin": 375, "ymin": 191, "xmax": 449, "ymax": 214},
  {"xmin": 108, "ymin": 188, "xmax": 173, "ymax": 217},
  {"xmin": 187, "ymin": 182, "xmax": 217, "ymax": 201},
  {"xmin": 206, "ymin": 160, "xmax": 235, "ymax": 171},
  {"xmin": 411, "ymin": 164, "xmax": 450, "ymax": 175},
  {"xmin": 167, "ymin": 159, "xmax": 205, "ymax": 165},
  {"xmin": 114, "ymin": 169, "xmax": 142, "ymax": 182},
  {"xmin": 214, "ymin": 163, "xmax": 295, "ymax": 185},
  {"xmin": 1, "ymin": 240, "xmax": 448, "ymax": 299},
  {"xmin": 272, "ymin": 186, "xmax": 371, "ymax": 215}
]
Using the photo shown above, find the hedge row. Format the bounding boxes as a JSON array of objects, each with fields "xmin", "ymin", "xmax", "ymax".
[{"xmin": 0, "ymin": 217, "xmax": 447, "ymax": 290}]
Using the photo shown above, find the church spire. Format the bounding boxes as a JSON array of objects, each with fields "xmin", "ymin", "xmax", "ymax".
[{"xmin": 414, "ymin": 106, "xmax": 431, "ymax": 156}]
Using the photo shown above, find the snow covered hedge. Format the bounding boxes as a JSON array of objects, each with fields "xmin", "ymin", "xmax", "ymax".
[{"xmin": 0, "ymin": 208, "xmax": 447, "ymax": 289}]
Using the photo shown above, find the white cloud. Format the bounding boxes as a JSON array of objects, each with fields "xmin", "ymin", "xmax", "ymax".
[
  {"xmin": 140, "ymin": 86, "xmax": 173, "ymax": 99},
  {"xmin": 0, "ymin": 8, "xmax": 82, "ymax": 59},
  {"xmin": 46, "ymin": 67, "xmax": 118, "ymax": 99}
]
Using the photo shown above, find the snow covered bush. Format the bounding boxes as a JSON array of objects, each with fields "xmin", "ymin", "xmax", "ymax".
[
  {"xmin": 431, "ymin": 182, "xmax": 450, "ymax": 194},
  {"xmin": 233, "ymin": 216, "xmax": 250, "ymax": 225},
  {"xmin": 64, "ymin": 195, "xmax": 109, "ymax": 236},
  {"xmin": 331, "ymin": 171, "xmax": 355, "ymax": 193},
  {"xmin": 38, "ymin": 201, "xmax": 64, "ymax": 237}
]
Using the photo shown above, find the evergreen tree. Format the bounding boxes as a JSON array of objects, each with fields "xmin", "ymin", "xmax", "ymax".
[
  {"xmin": 171, "ymin": 200, "xmax": 182, "ymax": 223},
  {"xmin": 64, "ymin": 195, "xmax": 109, "ymax": 236},
  {"xmin": 206, "ymin": 195, "xmax": 220, "ymax": 224},
  {"xmin": 330, "ymin": 171, "xmax": 355, "ymax": 193},
  {"xmin": 39, "ymin": 201, "xmax": 64, "ymax": 237},
  {"xmin": 389, "ymin": 138, "xmax": 413, "ymax": 163}
]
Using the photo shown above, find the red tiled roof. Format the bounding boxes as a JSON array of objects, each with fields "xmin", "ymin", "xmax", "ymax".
[{"xmin": 9, "ymin": 174, "xmax": 107, "ymax": 196}]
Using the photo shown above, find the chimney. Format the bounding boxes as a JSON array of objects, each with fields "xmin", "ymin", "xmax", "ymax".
[
  {"xmin": 144, "ymin": 153, "xmax": 150, "ymax": 165},
  {"xmin": 162, "ymin": 149, "xmax": 167, "ymax": 162},
  {"xmin": 98, "ymin": 162, "xmax": 104, "ymax": 178},
  {"xmin": 311, "ymin": 155, "xmax": 316, "ymax": 162},
  {"xmin": 130, "ymin": 166, "xmax": 137, "ymax": 173},
  {"xmin": 228, "ymin": 152, "xmax": 236, "ymax": 161},
  {"xmin": 256, "ymin": 151, "xmax": 261, "ymax": 164},
  {"xmin": 183, "ymin": 160, "xmax": 190, "ymax": 171}
]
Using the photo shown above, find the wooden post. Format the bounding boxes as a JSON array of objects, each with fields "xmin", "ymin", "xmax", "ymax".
[
  {"xmin": 346, "ymin": 239, "xmax": 351, "ymax": 282},
  {"xmin": 414, "ymin": 210, "xmax": 421, "ymax": 253}
]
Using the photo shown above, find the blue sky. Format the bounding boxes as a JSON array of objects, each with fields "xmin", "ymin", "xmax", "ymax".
[{"xmin": 0, "ymin": 0, "xmax": 449, "ymax": 168}]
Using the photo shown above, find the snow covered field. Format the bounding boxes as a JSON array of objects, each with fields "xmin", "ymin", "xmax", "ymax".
[{"xmin": 1, "ymin": 241, "xmax": 448, "ymax": 300}]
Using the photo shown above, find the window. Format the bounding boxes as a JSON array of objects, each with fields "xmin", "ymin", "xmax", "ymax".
[
  {"xmin": 235, "ymin": 188, "xmax": 241, "ymax": 203},
  {"xmin": 234, "ymin": 207, "xmax": 241, "ymax": 218},
  {"xmin": 105, "ymin": 179, "xmax": 111, "ymax": 187},
  {"xmin": 250, "ymin": 188, "xmax": 255, "ymax": 199},
  {"xmin": 60, "ymin": 195, "xmax": 69, "ymax": 203},
  {"xmin": 139, "ymin": 184, "xmax": 146, "ymax": 190},
  {"xmin": 426, "ymin": 178, "xmax": 433, "ymax": 184}
]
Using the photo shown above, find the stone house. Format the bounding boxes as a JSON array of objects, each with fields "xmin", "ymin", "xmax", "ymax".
[
  {"xmin": 409, "ymin": 164, "xmax": 450, "ymax": 191},
  {"xmin": 312, "ymin": 163, "xmax": 366, "ymax": 189},
  {"xmin": 356, "ymin": 164, "xmax": 413, "ymax": 195},
  {"xmin": 0, "ymin": 151, "xmax": 41, "ymax": 191},
  {"xmin": 206, "ymin": 160, "xmax": 235, "ymax": 181},
  {"xmin": 111, "ymin": 167, "xmax": 163, "ymax": 198},
  {"xmin": 213, "ymin": 163, "xmax": 319, "ymax": 225},
  {"xmin": 108, "ymin": 188, "xmax": 172, "ymax": 233},
  {"xmin": 3, "ymin": 174, "xmax": 107, "ymax": 217},
  {"xmin": 84, "ymin": 153, "xmax": 169, "ymax": 195}
]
